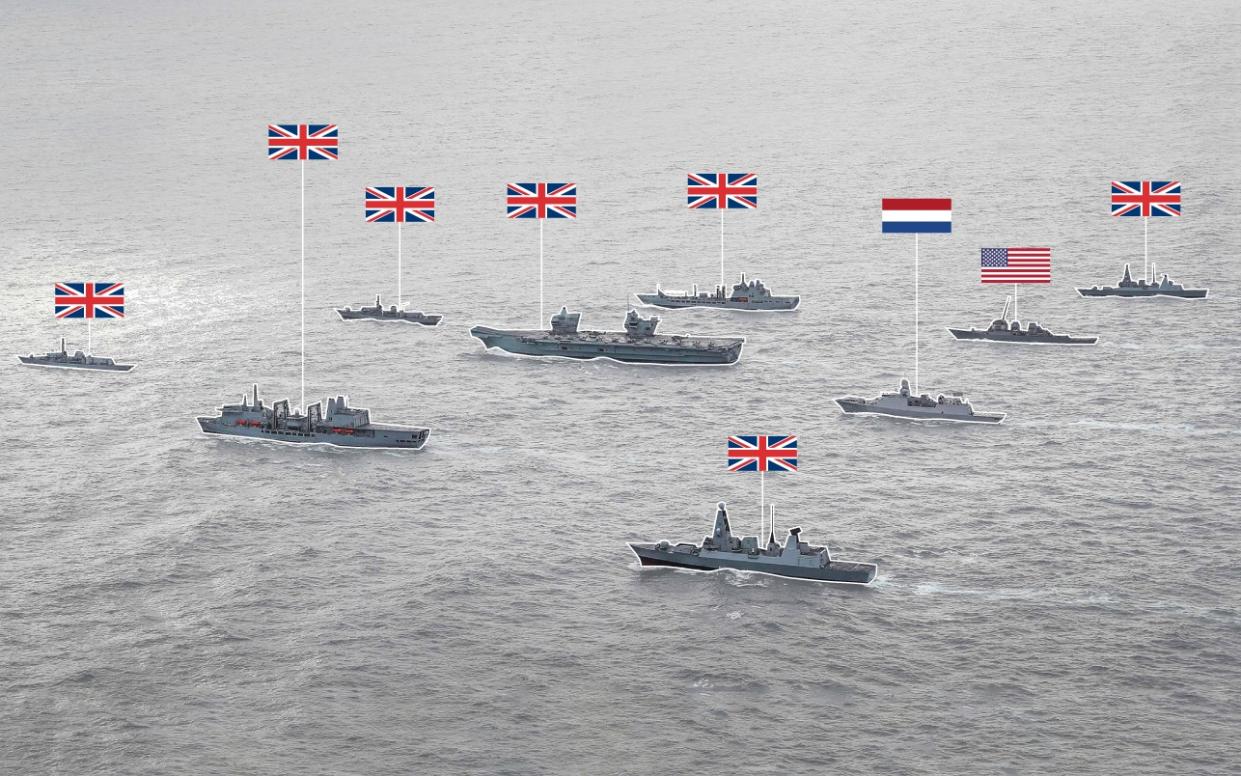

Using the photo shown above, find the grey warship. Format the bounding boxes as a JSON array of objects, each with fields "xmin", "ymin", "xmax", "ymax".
[
  {"xmin": 635, "ymin": 273, "xmax": 800, "ymax": 311},
  {"xmin": 949, "ymin": 298, "xmax": 1096, "ymax": 345},
  {"xmin": 629, "ymin": 502, "xmax": 876, "ymax": 584},
  {"xmin": 836, "ymin": 379, "xmax": 1005, "ymax": 424},
  {"xmin": 17, "ymin": 337, "xmax": 134, "ymax": 372},
  {"xmin": 469, "ymin": 307, "xmax": 744, "ymax": 365},
  {"xmin": 198, "ymin": 385, "xmax": 429, "ymax": 449},
  {"xmin": 336, "ymin": 294, "xmax": 442, "ymax": 325},
  {"xmin": 1077, "ymin": 263, "xmax": 1207, "ymax": 298}
]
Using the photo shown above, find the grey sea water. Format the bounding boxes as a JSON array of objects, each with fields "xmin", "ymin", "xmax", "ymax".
[{"xmin": 3, "ymin": 1, "xmax": 1240, "ymax": 774}]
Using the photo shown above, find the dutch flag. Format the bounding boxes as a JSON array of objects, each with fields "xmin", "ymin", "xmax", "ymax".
[{"xmin": 881, "ymin": 198, "xmax": 952, "ymax": 234}]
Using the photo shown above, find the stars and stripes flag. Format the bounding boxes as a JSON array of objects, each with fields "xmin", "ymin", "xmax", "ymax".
[
  {"xmin": 365, "ymin": 186, "xmax": 435, "ymax": 223},
  {"xmin": 54, "ymin": 282, "xmax": 125, "ymax": 319},
  {"xmin": 267, "ymin": 124, "xmax": 339, "ymax": 160},
  {"xmin": 980, "ymin": 248, "xmax": 1052, "ymax": 284},
  {"xmin": 1111, "ymin": 180, "xmax": 1181, "ymax": 217},
  {"xmin": 881, "ymin": 198, "xmax": 952, "ymax": 233},
  {"xmin": 687, "ymin": 173, "xmax": 758, "ymax": 210},
  {"xmin": 506, "ymin": 182, "xmax": 577, "ymax": 219},
  {"xmin": 727, "ymin": 435, "xmax": 798, "ymax": 473}
]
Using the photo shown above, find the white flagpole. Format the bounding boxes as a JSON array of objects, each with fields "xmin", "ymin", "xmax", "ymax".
[
  {"xmin": 720, "ymin": 208, "xmax": 725, "ymax": 287},
  {"xmin": 539, "ymin": 218, "xmax": 544, "ymax": 327},
  {"xmin": 87, "ymin": 317, "xmax": 92, "ymax": 355},
  {"xmin": 1143, "ymin": 216, "xmax": 1149, "ymax": 281},
  {"xmin": 397, "ymin": 220, "xmax": 402, "ymax": 307},
  {"xmin": 1013, "ymin": 283, "xmax": 1018, "ymax": 321},
  {"xmin": 759, "ymin": 469, "xmax": 765, "ymax": 542},
  {"xmin": 914, "ymin": 234, "xmax": 920, "ymax": 394},
  {"xmin": 300, "ymin": 158, "xmax": 305, "ymax": 412}
]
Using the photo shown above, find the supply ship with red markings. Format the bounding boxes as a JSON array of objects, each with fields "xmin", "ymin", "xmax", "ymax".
[{"xmin": 197, "ymin": 385, "xmax": 428, "ymax": 449}]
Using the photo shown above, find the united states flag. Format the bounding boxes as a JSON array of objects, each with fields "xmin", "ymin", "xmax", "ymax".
[
  {"xmin": 727, "ymin": 435, "xmax": 798, "ymax": 473},
  {"xmin": 980, "ymin": 248, "xmax": 1052, "ymax": 284},
  {"xmin": 506, "ymin": 182, "xmax": 577, "ymax": 219},
  {"xmin": 54, "ymin": 282, "xmax": 125, "ymax": 319},
  {"xmin": 365, "ymin": 186, "xmax": 435, "ymax": 223},
  {"xmin": 267, "ymin": 124, "xmax": 339, "ymax": 160},
  {"xmin": 1111, "ymin": 181, "xmax": 1181, "ymax": 217},
  {"xmin": 687, "ymin": 173, "xmax": 758, "ymax": 209}
]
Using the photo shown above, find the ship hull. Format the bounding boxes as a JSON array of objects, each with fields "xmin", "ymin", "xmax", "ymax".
[
  {"xmin": 17, "ymin": 356, "xmax": 135, "ymax": 371},
  {"xmin": 634, "ymin": 293, "xmax": 800, "ymax": 311},
  {"xmin": 835, "ymin": 398, "xmax": 1005, "ymax": 424},
  {"xmin": 336, "ymin": 309, "xmax": 442, "ymax": 325},
  {"xmin": 1076, "ymin": 287, "xmax": 1207, "ymax": 298},
  {"xmin": 629, "ymin": 544, "xmax": 875, "ymax": 584},
  {"xmin": 469, "ymin": 327, "xmax": 742, "ymax": 365},
  {"xmin": 947, "ymin": 328, "xmax": 1097, "ymax": 345},
  {"xmin": 197, "ymin": 418, "xmax": 428, "ymax": 449}
]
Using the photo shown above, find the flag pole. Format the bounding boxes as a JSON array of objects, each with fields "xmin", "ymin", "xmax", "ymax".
[
  {"xmin": 914, "ymin": 233, "xmax": 919, "ymax": 394},
  {"xmin": 397, "ymin": 220, "xmax": 403, "ymax": 307},
  {"xmin": 1143, "ymin": 216, "xmax": 1149, "ymax": 282},
  {"xmin": 87, "ymin": 317, "xmax": 92, "ymax": 355},
  {"xmin": 300, "ymin": 158, "xmax": 305, "ymax": 412},
  {"xmin": 720, "ymin": 208, "xmax": 725, "ymax": 288},
  {"xmin": 539, "ymin": 218, "xmax": 544, "ymax": 327},
  {"xmin": 1013, "ymin": 283, "xmax": 1018, "ymax": 321},
  {"xmin": 759, "ymin": 469, "xmax": 765, "ymax": 542}
]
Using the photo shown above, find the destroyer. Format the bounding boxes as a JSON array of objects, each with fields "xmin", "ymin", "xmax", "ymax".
[
  {"xmin": 949, "ymin": 298, "xmax": 1096, "ymax": 344},
  {"xmin": 1077, "ymin": 263, "xmax": 1207, "ymax": 298},
  {"xmin": 635, "ymin": 273, "xmax": 799, "ymax": 311},
  {"xmin": 336, "ymin": 294, "xmax": 442, "ymax": 325},
  {"xmin": 629, "ymin": 502, "xmax": 876, "ymax": 584},
  {"xmin": 17, "ymin": 337, "xmax": 134, "ymax": 372},
  {"xmin": 469, "ymin": 307, "xmax": 743, "ymax": 365},
  {"xmin": 836, "ymin": 379, "xmax": 1005, "ymax": 423},
  {"xmin": 198, "ymin": 385, "xmax": 429, "ymax": 449}
]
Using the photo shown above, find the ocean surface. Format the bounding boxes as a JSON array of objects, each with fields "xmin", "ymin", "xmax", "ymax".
[{"xmin": 3, "ymin": 1, "xmax": 1240, "ymax": 774}]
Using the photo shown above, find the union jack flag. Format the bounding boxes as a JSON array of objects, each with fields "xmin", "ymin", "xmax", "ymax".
[
  {"xmin": 54, "ymin": 282, "xmax": 125, "ymax": 319},
  {"xmin": 1111, "ymin": 180, "xmax": 1181, "ymax": 217},
  {"xmin": 365, "ymin": 186, "xmax": 435, "ymax": 223},
  {"xmin": 506, "ymin": 182, "xmax": 577, "ymax": 219},
  {"xmin": 727, "ymin": 435, "xmax": 798, "ymax": 473},
  {"xmin": 687, "ymin": 173, "xmax": 758, "ymax": 210},
  {"xmin": 267, "ymin": 123, "xmax": 339, "ymax": 161}
]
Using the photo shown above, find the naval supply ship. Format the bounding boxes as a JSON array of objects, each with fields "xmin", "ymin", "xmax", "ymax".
[
  {"xmin": 634, "ymin": 273, "xmax": 800, "ymax": 311},
  {"xmin": 198, "ymin": 385, "xmax": 429, "ymax": 449},
  {"xmin": 17, "ymin": 337, "xmax": 135, "ymax": 372},
  {"xmin": 836, "ymin": 379, "xmax": 1005, "ymax": 424},
  {"xmin": 336, "ymin": 294, "xmax": 442, "ymax": 325},
  {"xmin": 469, "ymin": 307, "xmax": 744, "ymax": 365},
  {"xmin": 948, "ymin": 299, "xmax": 1096, "ymax": 345},
  {"xmin": 629, "ymin": 502, "xmax": 876, "ymax": 584},
  {"xmin": 1077, "ymin": 263, "xmax": 1207, "ymax": 298}
]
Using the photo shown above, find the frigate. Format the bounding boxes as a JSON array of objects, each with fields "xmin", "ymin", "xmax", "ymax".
[
  {"xmin": 336, "ymin": 294, "xmax": 442, "ymax": 325},
  {"xmin": 469, "ymin": 307, "xmax": 744, "ymax": 365},
  {"xmin": 17, "ymin": 337, "xmax": 134, "ymax": 372},
  {"xmin": 1077, "ymin": 263, "xmax": 1207, "ymax": 298},
  {"xmin": 948, "ymin": 298, "xmax": 1096, "ymax": 344},
  {"xmin": 835, "ymin": 379, "xmax": 1005, "ymax": 423},
  {"xmin": 629, "ymin": 502, "xmax": 876, "ymax": 584},
  {"xmin": 197, "ymin": 385, "xmax": 429, "ymax": 449},
  {"xmin": 634, "ymin": 273, "xmax": 800, "ymax": 311}
]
